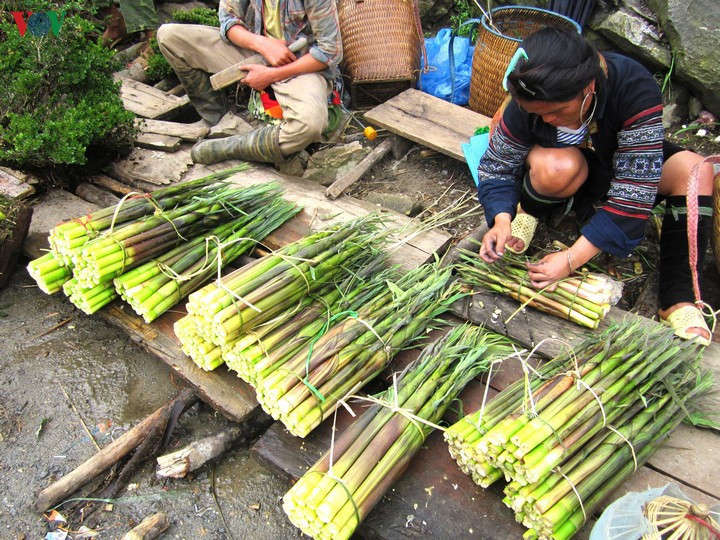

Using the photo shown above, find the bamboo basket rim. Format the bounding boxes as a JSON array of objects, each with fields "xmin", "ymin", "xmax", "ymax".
[{"xmin": 480, "ymin": 6, "xmax": 582, "ymax": 42}]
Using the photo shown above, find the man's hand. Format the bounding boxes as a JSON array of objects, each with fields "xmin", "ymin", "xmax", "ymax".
[
  {"xmin": 239, "ymin": 64, "xmax": 277, "ymax": 91},
  {"xmin": 261, "ymin": 37, "xmax": 297, "ymax": 66},
  {"xmin": 479, "ymin": 213, "xmax": 513, "ymax": 263},
  {"xmin": 526, "ymin": 251, "xmax": 571, "ymax": 290}
]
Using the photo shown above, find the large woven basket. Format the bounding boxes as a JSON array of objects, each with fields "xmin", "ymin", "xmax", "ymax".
[
  {"xmin": 338, "ymin": 0, "xmax": 421, "ymax": 84},
  {"xmin": 469, "ymin": 6, "xmax": 581, "ymax": 116}
]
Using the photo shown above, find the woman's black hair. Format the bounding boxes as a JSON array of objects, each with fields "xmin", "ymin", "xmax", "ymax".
[{"xmin": 506, "ymin": 27, "xmax": 600, "ymax": 103}]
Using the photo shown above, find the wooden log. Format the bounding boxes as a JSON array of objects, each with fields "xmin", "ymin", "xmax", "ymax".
[
  {"xmin": 156, "ymin": 425, "xmax": 245, "ymax": 478},
  {"xmin": 75, "ymin": 183, "xmax": 121, "ymax": 208},
  {"xmin": 122, "ymin": 512, "xmax": 169, "ymax": 540},
  {"xmin": 34, "ymin": 388, "xmax": 195, "ymax": 512},
  {"xmin": 89, "ymin": 174, "xmax": 137, "ymax": 196},
  {"xmin": 325, "ymin": 137, "xmax": 393, "ymax": 199}
]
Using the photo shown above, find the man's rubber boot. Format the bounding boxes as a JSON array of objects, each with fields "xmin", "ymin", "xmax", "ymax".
[
  {"xmin": 175, "ymin": 68, "xmax": 226, "ymax": 127},
  {"xmin": 191, "ymin": 124, "xmax": 286, "ymax": 165}
]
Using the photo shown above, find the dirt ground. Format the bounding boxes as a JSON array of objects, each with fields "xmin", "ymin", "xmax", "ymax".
[{"xmin": 0, "ymin": 271, "xmax": 300, "ymax": 539}]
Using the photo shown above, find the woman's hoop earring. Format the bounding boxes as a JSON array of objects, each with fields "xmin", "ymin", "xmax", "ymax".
[{"xmin": 580, "ymin": 91, "xmax": 597, "ymax": 126}]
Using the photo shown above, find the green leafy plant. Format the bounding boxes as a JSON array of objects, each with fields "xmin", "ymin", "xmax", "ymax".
[
  {"xmin": 172, "ymin": 7, "xmax": 220, "ymax": 27},
  {"xmin": 0, "ymin": 1, "xmax": 135, "ymax": 168},
  {"xmin": 450, "ymin": 0, "xmax": 479, "ymax": 38},
  {"xmin": 145, "ymin": 38, "xmax": 174, "ymax": 82},
  {"xmin": 144, "ymin": 8, "xmax": 220, "ymax": 83}
]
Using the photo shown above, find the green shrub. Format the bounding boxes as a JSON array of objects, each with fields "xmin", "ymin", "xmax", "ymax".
[
  {"xmin": 145, "ymin": 37, "xmax": 174, "ymax": 82},
  {"xmin": 0, "ymin": 2, "xmax": 135, "ymax": 168},
  {"xmin": 172, "ymin": 7, "xmax": 220, "ymax": 27},
  {"xmin": 144, "ymin": 8, "xmax": 220, "ymax": 83}
]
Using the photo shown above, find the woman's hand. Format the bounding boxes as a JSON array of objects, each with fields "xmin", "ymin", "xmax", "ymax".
[
  {"xmin": 479, "ymin": 213, "xmax": 512, "ymax": 263},
  {"xmin": 526, "ymin": 251, "xmax": 571, "ymax": 289}
]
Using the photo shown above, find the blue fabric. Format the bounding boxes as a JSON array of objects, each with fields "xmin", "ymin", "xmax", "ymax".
[{"xmin": 581, "ymin": 208, "xmax": 647, "ymax": 258}]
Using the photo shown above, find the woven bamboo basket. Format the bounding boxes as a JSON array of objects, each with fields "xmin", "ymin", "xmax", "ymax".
[
  {"xmin": 713, "ymin": 170, "xmax": 720, "ymax": 273},
  {"xmin": 469, "ymin": 6, "xmax": 581, "ymax": 117},
  {"xmin": 338, "ymin": 0, "xmax": 421, "ymax": 106}
]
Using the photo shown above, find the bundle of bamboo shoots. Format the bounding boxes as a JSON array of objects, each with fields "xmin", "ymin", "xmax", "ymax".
[
  {"xmin": 27, "ymin": 167, "xmax": 248, "ymax": 293},
  {"xmin": 49, "ymin": 171, "xmax": 242, "ymax": 265},
  {"xmin": 175, "ymin": 215, "xmax": 389, "ymax": 370},
  {"xmin": 224, "ymin": 269, "xmax": 390, "ymax": 385},
  {"xmin": 444, "ymin": 322, "xmax": 710, "ymax": 539},
  {"xmin": 27, "ymin": 252, "xmax": 73, "ymax": 294},
  {"xmin": 62, "ymin": 278, "xmax": 118, "ymax": 315},
  {"xmin": 456, "ymin": 250, "xmax": 622, "ymax": 328},
  {"xmin": 71, "ymin": 182, "xmax": 281, "ymax": 289},
  {"xmin": 256, "ymin": 262, "xmax": 462, "ymax": 437},
  {"xmin": 283, "ymin": 323, "xmax": 516, "ymax": 540},
  {"xmin": 114, "ymin": 199, "xmax": 299, "ymax": 322}
]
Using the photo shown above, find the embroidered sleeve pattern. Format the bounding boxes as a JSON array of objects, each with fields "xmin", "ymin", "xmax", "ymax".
[{"xmin": 582, "ymin": 104, "xmax": 664, "ymax": 257}]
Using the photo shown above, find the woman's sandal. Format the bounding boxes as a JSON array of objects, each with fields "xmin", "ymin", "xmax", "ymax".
[
  {"xmin": 505, "ymin": 212, "xmax": 538, "ymax": 255},
  {"xmin": 660, "ymin": 305, "xmax": 711, "ymax": 346}
]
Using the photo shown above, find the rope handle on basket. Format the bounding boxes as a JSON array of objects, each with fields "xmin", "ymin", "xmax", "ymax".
[{"xmin": 687, "ymin": 155, "xmax": 720, "ymax": 326}]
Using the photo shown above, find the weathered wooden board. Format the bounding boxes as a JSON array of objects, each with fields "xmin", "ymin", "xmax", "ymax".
[
  {"xmin": 188, "ymin": 162, "xmax": 453, "ymax": 271},
  {"xmin": 364, "ymin": 88, "xmax": 491, "ymax": 162},
  {"xmin": 110, "ymin": 147, "xmax": 194, "ymax": 186},
  {"xmin": 0, "ymin": 167, "xmax": 35, "ymax": 199},
  {"xmin": 116, "ymin": 76, "xmax": 190, "ymax": 120},
  {"xmin": 90, "ymin": 174, "xmax": 138, "ymax": 196},
  {"xmin": 135, "ymin": 118, "xmax": 209, "ymax": 141},
  {"xmin": 135, "ymin": 132, "xmax": 183, "ymax": 152},
  {"xmin": 98, "ymin": 303, "xmax": 268, "ymax": 427}
]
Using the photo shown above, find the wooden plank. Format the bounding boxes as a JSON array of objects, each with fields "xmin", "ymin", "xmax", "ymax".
[
  {"xmin": 364, "ymin": 88, "xmax": 491, "ymax": 161},
  {"xmin": 117, "ymin": 76, "xmax": 190, "ymax": 120},
  {"xmin": 110, "ymin": 147, "xmax": 194, "ymax": 186},
  {"xmin": 135, "ymin": 132, "xmax": 183, "ymax": 152},
  {"xmin": 188, "ymin": 162, "xmax": 452, "ymax": 271},
  {"xmin": 0, "ymin": 167, "xmax": 35, "ymax": 199},
  {"xmin": 135, "ymin": 118, "xmax": 209, "ymax": 141},
  {"xmin": 325, "ymin": 138, "xmax": 393, "ymax": 199},
  {"xmin": 99, "ymin": 303, "xmax": 267, "ymax": 426}
]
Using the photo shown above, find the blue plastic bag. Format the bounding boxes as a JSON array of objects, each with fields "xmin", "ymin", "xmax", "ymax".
[{"xmin": 419, "ymin": 22, "xmax": 477, "ymax": 105}]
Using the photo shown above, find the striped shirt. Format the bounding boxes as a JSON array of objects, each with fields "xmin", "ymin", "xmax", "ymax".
[
  {"xmin": 477, "ymin": 52, "xmax": 664, "ymax": 258},
  {"xmin": 218, "ymin": 0, "xmax": 343, "ymax": 81},
  {"xmin": 557, "ymin": 124, "xmax": 589, "ymax": 146}
]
